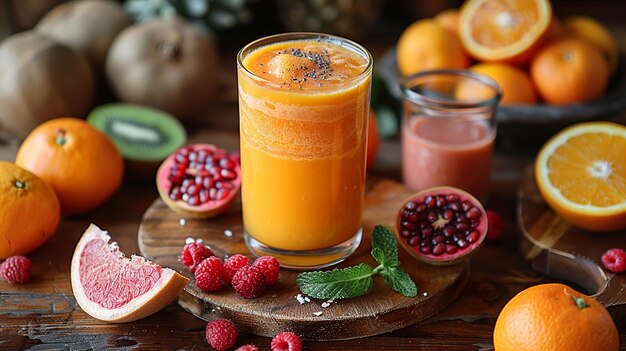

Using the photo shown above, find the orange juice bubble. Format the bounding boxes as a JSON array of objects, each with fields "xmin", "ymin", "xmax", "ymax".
[{"xmin": 237, "ymin": 33, "xmax": 372, "ymax": 269}]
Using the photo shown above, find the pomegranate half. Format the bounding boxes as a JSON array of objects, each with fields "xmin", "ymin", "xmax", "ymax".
[
  {"xmin": 156, "ymin": 144, "xmax": 241, "ymax": 218},
  {"xmin": 395, "ymin": 186, "xmax": 487, "ymax": 266}
]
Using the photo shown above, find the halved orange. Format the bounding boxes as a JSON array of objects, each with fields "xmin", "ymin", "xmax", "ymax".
[
  {"xmin": 535, "ymin": 122, "xmax": 626, "ymax": 232},
  {"xmin": 459, "ymin": 0, "xmax": 552, "ymax": 65}
]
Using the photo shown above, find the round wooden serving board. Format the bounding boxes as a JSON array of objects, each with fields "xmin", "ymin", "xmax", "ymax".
[
  {"xmin": 138, "ymin": 178, "xmax": 468, "ymax": 341},
  {"xmin": 518, "ymin": 167, "xmax": 626, "ymax": 321}
]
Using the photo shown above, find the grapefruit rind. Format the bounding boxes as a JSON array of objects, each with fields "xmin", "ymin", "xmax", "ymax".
[
  {"xmin": 535, "ymin": 122, "xmax": 626, "ymax": 232},
  {"xmin": 70, "ymin": 224, "xmax": 189, "ymax": 323}
]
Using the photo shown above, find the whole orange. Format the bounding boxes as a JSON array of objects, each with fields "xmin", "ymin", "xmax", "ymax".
[
  {"xmin": 531, "ymin": 38, "xmax": 610, "ymax": 105},
  {"xmin": 564, "ymin": 16, "xmax": 619, "ymax": 75},
  {"xmin": 434, "ymin": 9, "xmax": 460, "ymax": 36},
  {"xmin": 0, "ymin": 161, "xmax": 60, "ymax": 259},
  {"xmin": 16, "ymin": 118, "xmax": 124, "ymax": 216},
  {"xmin": 461, "ymin": 63, "xmax": 537, "ymax": 104},
  {"xmin": 366, "ymin": 108, "xmax": 379, "ymax": 169},
  {"xmin": 396, "ymin": 19, "xmax": 470, "ymax": 77},
  {"xmin": 494, "ymin": 283, "xmax": 618, "ymax": 351}
]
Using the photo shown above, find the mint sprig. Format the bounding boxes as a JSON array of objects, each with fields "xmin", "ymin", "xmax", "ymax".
[{"xmin": 297, "ymin": 225, "xmax": 418, "ymax": 300}]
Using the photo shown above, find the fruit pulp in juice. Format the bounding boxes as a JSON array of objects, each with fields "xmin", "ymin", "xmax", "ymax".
[
  {"xmin": 238, "ymin": 39, "xmax": 371, "ymax": 251},
  {"xmin": 402, "ymin": 116, "xmax": 495, "ymax": 201}
]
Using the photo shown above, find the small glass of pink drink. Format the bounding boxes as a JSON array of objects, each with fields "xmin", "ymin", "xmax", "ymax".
[{"xmin": 401, "ymin": 70, "xmax": 501, "ymax": 202}]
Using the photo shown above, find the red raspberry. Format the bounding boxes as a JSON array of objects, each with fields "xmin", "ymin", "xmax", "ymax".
[
  {"xmin": 252, "ymin": 256, "xmax": 280, "ymax": 285},
  {"xmin": 195, "ymin": 256, "xmax": 223, "ymax": 292},
  {"xmin": 223, "ymin": 254, "xmax": 250, "ymax": 285},
  {"xmin": 232, "ymin": 265, "xmax": 265, "ymax": 298},
  {"xmin": 486, "ymin": 210, "xmax": 504, "ymax": 241},
  {"xmin": 206, "ymin": 319, "xmax": 238, "ymax": 351},
  {"xmin": 0, "ymin": 256, "xmax": 31, "ymax": 284},
  {"xmin": 601, "ymin": 248, "xmax": 626, "ymax": 273},
  {"xmin": 235, "ymin": 345, "xmax": 258, "ymax": 351},
  {"xmin": 271, "ymin": 332, "xmax": 302, "ymax": 351},
  {"xmin": 182, "ymin": 242, "xmax": 214, "ymax": 273}
]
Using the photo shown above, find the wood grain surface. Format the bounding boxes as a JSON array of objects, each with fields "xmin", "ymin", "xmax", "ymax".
[
  {"xmin": 518, "ymin": 167, "xmax": 626, "ymax": 320},
  {"xmin": 138, "ymin": 178, "xmax": 468, "ymax": 341}
]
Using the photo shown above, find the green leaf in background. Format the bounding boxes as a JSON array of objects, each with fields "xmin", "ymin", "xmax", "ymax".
[
  {"xmin": 379, "ymin": 267, "xmax": 418, "ymax": 297},
  {"xmin": 297, "ymin": 263, "xmax": 374, "ymax": 300},
  {"xmin": 371, "ymin": 225, "xmax": 399, "ymax": 267}
]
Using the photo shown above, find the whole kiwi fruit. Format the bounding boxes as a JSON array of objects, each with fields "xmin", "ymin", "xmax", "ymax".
[
  {"xmin": 106, "ymin": 18, "xmax": 220, "ymax": 119},
  {"xmin": 0, "ymin": 31, "xmax": 95, "ymax": 139},
  {"xmin": 36, "ymin": 0, "xmax": 131, "ymax": 70}
]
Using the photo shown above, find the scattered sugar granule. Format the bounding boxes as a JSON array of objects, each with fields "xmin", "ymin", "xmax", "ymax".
[
  {"xmin": 224, "ymin": 229, "xmax": 233, "ymax": 237},
  {"xmin": 179, "ymin": 218, "xmax": 186, "ymax": 226},
  {"xmin": 304, "ymin": 297, "xmax": 310, "ymax": 303},
  {"xmin": 296, "ymin": 294, "xmax": 307, "ymax": 304},
  {"xmin": 313, "ymin": 311, "xmax": 323, "ymax": 317},
  {"xmin": 185, "ymin": 237, "xmax": 195, "ymax": 245},
  {"xmin": 321, "ymin": 302, "xmax": 331, "ymax": 308},
  {"xmin": 423, "ymin": 292, "xmax": 428, "ymax": 297}
]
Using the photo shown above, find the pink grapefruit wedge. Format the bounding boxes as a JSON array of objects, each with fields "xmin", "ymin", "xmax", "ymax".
[{"xmin": 71, "ymin": 224, "xmax": 189, "ymax": 323}]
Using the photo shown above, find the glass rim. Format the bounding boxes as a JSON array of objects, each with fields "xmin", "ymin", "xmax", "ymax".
[
  {"xmin": 236, "ymin": 32, "xmax": 374, "ymax": 89},
  {"xmin": 401, "ymin": 69, "xmax": 502, "ymax": 110}
]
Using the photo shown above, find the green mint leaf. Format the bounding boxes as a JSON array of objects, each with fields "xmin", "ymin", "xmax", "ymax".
[
  {"xmin": 371, "ymin": 225, "xmax": 399, "ymax": 267},
  {"xmin": 372, "ymin": 247, "xmax": 400, "ymax": 268},
  {"xmin": 379, "ymin": 267, "xmax": 418, "ymax": 297},
  {"xmin": 297, "ymin": 263, "xmax": 374, "ymax": 300}
]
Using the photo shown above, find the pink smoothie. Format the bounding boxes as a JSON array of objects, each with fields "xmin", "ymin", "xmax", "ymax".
[{"xmin": 402, "ymin": 116, "xmax": 495, "ymax": 201}]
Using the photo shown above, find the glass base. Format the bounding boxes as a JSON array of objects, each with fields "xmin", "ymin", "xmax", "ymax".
[{"xmin": 244, "ymin": 228, "xmax": 363, "ymax": 270}]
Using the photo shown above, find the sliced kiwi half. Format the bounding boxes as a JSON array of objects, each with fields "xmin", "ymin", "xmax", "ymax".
[{"xmin": 88, "ymin": 103, "xmax": 186, "ymax": 162}]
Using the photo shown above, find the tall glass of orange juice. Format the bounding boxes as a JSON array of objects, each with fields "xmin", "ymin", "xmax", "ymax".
[{"xmin": 237, "ymin": 33, "xmax": 372, "ymax": 269}]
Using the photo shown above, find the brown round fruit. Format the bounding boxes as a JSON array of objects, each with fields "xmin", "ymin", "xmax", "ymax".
[
  {"xmin": 0, "ymin": 31, "xmax": 95, "ymax": 139},
  {"xmin": 105, "ymin": 18, "xmax": 220, "ymax": 119},
  {"xmin": 156, "ymin": 144, "xmax": 241, "ymax": 218},
  {"xmin": 36, "ymin": 0, "xmax": 131, "ymax": 70},
  {"xmin": 395, "ymin": 186, "xmax": 487, "ymax": 266}
]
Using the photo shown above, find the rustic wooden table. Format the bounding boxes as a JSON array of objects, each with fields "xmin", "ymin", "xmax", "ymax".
[{"xmin": 2, "ymin": 18, "xmax": 626, "ymax": 351}]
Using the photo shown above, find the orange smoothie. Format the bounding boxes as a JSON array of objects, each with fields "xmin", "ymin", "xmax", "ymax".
[
  {"xmin": 402, "ymin": 117, "xmax": 495, "ymax": 201},
  {"xmin": 238, "ymin": 37, "xmax": 372, "ymax": 252}
]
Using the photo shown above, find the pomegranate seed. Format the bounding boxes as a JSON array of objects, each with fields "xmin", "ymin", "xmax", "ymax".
[
  {"xmin": 457, "ymin": 239, "xmax": 467, "ymax": 248},
  {"xmin": 401, "ymin": 230, "xmax": 411, "ymax": 238},
  {"xmin": 422, "ymin": 227, "xmax": 433, "ymax": 237},
  {"xmin": 447, "ymin": 194, "xmax": 460, "ymax": 202},
  {"xmin": 416, "ymin": 204, "xmax": 426, "ymax": 213},
  {"xmin": 195, "ymin": 175, "xmax": 203, "ymax": 185},
  {"xmin": 408, "ymin": 236, "xmax": 420, "ymax": 246},
  {"xmin": 170, "ymin": 187, "xmax": 182, "ymax": 200},
  {"xmin": 467, "ymin": 230, "xmax": 480, "ymax": 243},
  {"xmin": 402, "ymin": 221, "xmax": 414, "ymax": 231},
  {"xmin": 216, "ymin": 189, "xmax": 230, "ymax": 200},
  {"xmin": 175, "ymin": 153, "xmax": 188, "ymax": 164},
  {"xmin": 427, "ymin": 211, "xmax": 437, "ymax": 222},
  {"xmin": 445, "ymin": 245, "xmax": 458, "ymax": 254},
  {"xmin": 182, "ymin": 193, "xmax": 190, "ymax": 202},
  {"xmin": 405, "ymin": 201, "xmax": 417, "ymax": 211},
  {"xmin": 419, "ymin": 221, "xmax": 429, "ymax": 229},
  {"xmin": 221, "ymin": 169, "xmax": 237, "ymax": 180},
  {"xmin": 189, "ymin": 151, "xmax": 197, "ymax": 162},
  {"xmin": 424, "ymin": 196, "xmax": 435, "ymax": 208},
  {"xmin": 443, "ymin": 210, "xmax": 454, "ymax": 220},
  {"xmin": 431, "ymin": 235, "xmax": 445, "ymax": 244},
  {"xmin": 443, "ymin": 227, "xmax": 455, "ymax": 237},
  {"xmin": 432, "ymin": 243, "xmax": 445, "ymax": 255},
  {"xmin": 456, "ymin": 222, "xmax": 469, "ymax": 231},
  {"xmin": 436, "ymin": 195, "xmax": 446, "ymax": 207},
  {"xmin": 187, "ymin": 195, "xmax": 200, "ymax": 206},
  {"xmin": 461, "ymin": 201, "xmax": 472, "ymax": 212},
  {"xmin": 197, "ymin": 150, "xmax": 207, "ymax": 163},
  {"xmin": 220, "ymin": 158, "xmax": 236, "ymax": 169},
  {"xmin": 199, "ymin": 190, "xmax": 209, "ymax": 203},
  {"xmin": 420, "ymin": 246, "xmax": 431, "ymax": 254},
  {"xmin": 466, "ymin": 207, "xmax": 481, "ymax": 219},
  {"xmin": 187, "ymin": 184, "xmax": 200, "ymax": 196},
  {"xmin": 209, "ymin": 188, "xmax": 218, "ymax": 200},
  {"xmin": 203, "ymin": 177, "xmax": 214, "ymax": 189},
  {"xmin": 448, "ymin": 202, "xmax": 459, "ymax": 211}
]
